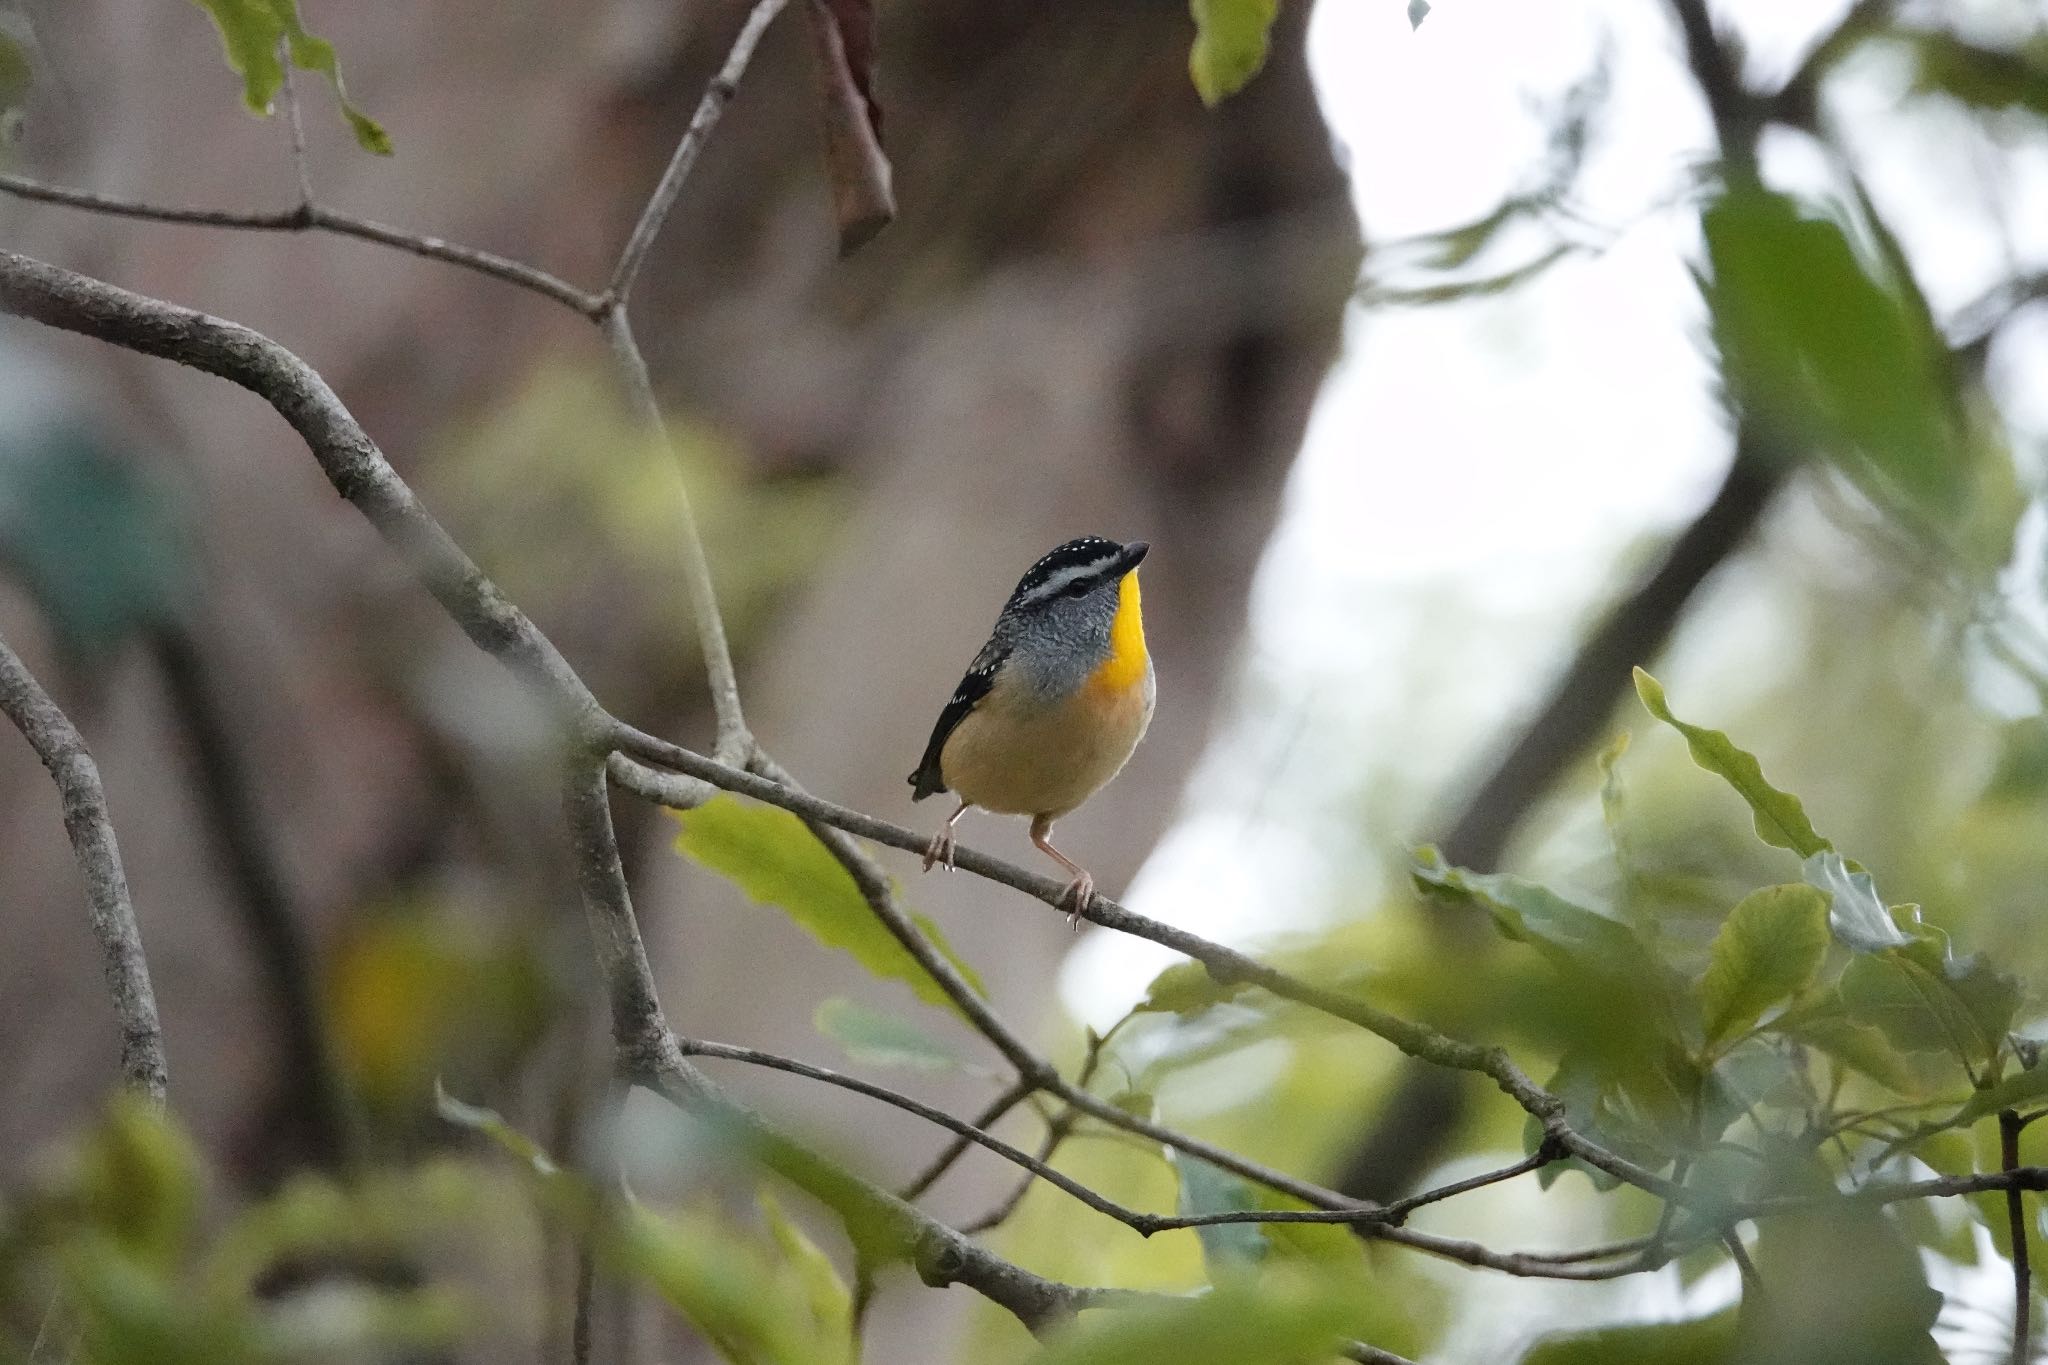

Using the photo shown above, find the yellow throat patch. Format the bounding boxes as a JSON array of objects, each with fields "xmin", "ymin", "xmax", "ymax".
[{"xmin": 1089, "ymin": 570, "xmax": 1149, "ymax": 693}]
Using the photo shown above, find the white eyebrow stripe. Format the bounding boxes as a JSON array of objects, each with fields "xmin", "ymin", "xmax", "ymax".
[{"xmin": 1016, "ymin": 557, "xmax": 1116, "ymax": 607}]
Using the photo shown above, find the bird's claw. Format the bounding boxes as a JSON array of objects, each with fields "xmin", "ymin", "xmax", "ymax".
[
  {"xmin": 922, "ymin": 828, "xmax": 957, "ymax": 873},
  {"xmin": 1059, "ymin": 872, "xmax": 1096, "ymax": 930}
]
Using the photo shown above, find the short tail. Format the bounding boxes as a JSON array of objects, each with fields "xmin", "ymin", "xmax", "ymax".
[{"xmin": 908, "ymin": 763, "xmax": 946, "ymax": 802}]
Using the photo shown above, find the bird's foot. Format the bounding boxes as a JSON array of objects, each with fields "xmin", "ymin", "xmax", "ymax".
[
  {"xmin": 922, "ymin": 827, "xmax": 957, "ymax": 873},
  {"xmin": 1058, "ymin": 871, "xmax": 1096, "ymax": 930}
]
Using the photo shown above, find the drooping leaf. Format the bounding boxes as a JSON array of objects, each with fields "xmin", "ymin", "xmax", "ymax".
[
  {"xmin": 1188, "ymin": 0, "xmax": 1278, "ymax": 106},
  {"xmin": 1174, "ymin": 1155, "xmax": 1270, "ymax": 1275},
  {"xmin": 812, "ymin": 997, "xmax": 963, "ymax": 1071},
  {"xmin": 1136, "ymin": 959, "xmax": 1247, "ymax": 1016},
  {"xmin": 1412, "ymin": 847, "xmax": 1655, "ymax": 983},
  {"xmin": 1801, "ymin": 851, "xmax": 1909, "ymax": 951},
  {"xmin": 1633, "ymin": 669, "xmax": 1830, "ymax": 857},
  {"xmin": 673, "ymin": 797, "xmax": 985, "ymax": 1014},
  {"xmin": 1032, "ymin": 1271, "xmax": 1373, "ymax": 1365},
  {"xmin": 801, "ymin": 0, "xmax": 893, "ymax": 252},
  {"xmin": 1520, "ymin": 1308, "xmax": 1737, "ymax": 1365},
  {"xmin": 1699, "ymin": 884, "xmax": 1829, "ymax": 1047},
  {"xmin": 1703, "ymin": 186, "xmax": 1966, "ymax": 526},
  {"xmin": 1949, "ymin": 1062, "xmax": 2048, "ymax": 1126},
  {"xmin": 187, "ymin": 0, "xmax": 391, "ymax": 154}
]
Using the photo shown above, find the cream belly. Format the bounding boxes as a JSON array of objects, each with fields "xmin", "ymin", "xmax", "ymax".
[{"xmin": 941, "ymin": 664, "xmax": 1156, "ymax": 819}]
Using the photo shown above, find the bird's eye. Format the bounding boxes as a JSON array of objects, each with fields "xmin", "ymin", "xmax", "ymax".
[{"xmin": 1064, "ymin": 578, "xmax": 1094, "ymax": 598}]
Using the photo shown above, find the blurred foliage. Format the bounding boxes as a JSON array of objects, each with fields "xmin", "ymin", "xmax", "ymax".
[
  {"xmin": 671, "ymin": 796, "xmax": 986, "ymax": 1012},
  {"xmin": 186, "ymin": 0, "xmax": 388, "ymax": 154},
  {"xmin": 0, "ymin": 424, "xmax": 195, "ymax": 662},
  {"xmin": 1187, "ymin": 0, "xmax": 1278, "ymax": 107},
  {"xmin": 428, "ymin": 362, "xmax": 841, "ymax": 677}
]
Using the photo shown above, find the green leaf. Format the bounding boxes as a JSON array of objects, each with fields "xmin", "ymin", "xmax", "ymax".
[
  {"xmin": 1744, "ymin": 1199, "xmax": 1943, "ymax": 1364},
  {"xmin": 1633, "ymin": 669, "xmax": 1830, "ymax": 857},
  {"xmin": 1520, "ymin": 1308, "xmax": 1736, "ymax": 1365},
  {"xmin": 74, "ymin": 1096, "xmax": 205, "ymax": 1270},
  {"xmin": 187, "ymin": 0, "xmax": 391, "ymax": 154},
  {"xmin": 1136, "ymin": 959, "xmax": 1246, "ymax": 1016},
  {"xmin": 1905, "ymin": 31, "xmax": 2048, "ymax": 121},
  {"xmin": 1699, "ymin": 884, "xmax": 1829, "ymax": 1046},
  {"xmin": 1033, "ymin": 1271, "xmax": 1373, "ymax": 1365},
  {"xmin": 1174, "ymin": 1155, "xmax": 1270, "ymax": 1275},
  {"xmin": 1950, "ymin": 1062, "xmax": 2048, "ymax": 1126},
  {"xmin": 1703, "ymin": 186, "xmax": 1965, "ymax": 526},
  {"xmin": 757, "ymin": 1193, "xmax": 854, "ymax": 1365},
  {"xmin": 812, "ymin": 998, "xmax": 962, "ymax": 1071},
  {"xmin": 1188, "ymin": 0, "xmax": 1278, "ymax": 106},
  {"xmin": 1840, "ymin": 940, "xmax": 2018, "ymax": 1073},
  {"xmin": 673, "ymin": 797, "xmax": 986, "ymax": 1015},
  {"xmin": 1412, "ymin": 847, "xmax": 1655, "ymax": 982},
  {"xmin": 1783, "ymin": 1012, "xmax": 1922, "ymax": 1095},
  {"xmin": 1801, "ymin": 851, "xmax": 1910, "ymax": 951}
]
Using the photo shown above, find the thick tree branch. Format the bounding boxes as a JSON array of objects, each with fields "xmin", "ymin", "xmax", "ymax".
[{"xmin": 0, "ymin": 628, "xmax": 166, "ymax": 1101}]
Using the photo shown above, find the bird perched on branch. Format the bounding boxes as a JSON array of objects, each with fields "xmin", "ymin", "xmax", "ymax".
[{"xmin": 909, "ymin": 536, "xmax": 1155, "ymax": 922}]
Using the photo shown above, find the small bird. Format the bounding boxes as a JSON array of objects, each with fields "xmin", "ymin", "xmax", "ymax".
[{"xmin": 909, "ymin": 536, "xmax": 1155, "ymax": 921}]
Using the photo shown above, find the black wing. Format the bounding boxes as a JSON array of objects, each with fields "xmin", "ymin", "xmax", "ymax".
[{"xmin": 908, "ymin": 639, "xmax": 1007, "ymax": 800}]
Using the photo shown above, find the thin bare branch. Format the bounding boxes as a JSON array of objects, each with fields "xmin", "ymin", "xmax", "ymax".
[
  {"xmin": 0, "ymin": 174, "xmax": 604, "ymax": 314},
  {"xmin": 0, "ymin": 629, "xmax": 166, "ymax": 1101},
  {"xmin": 899, "ymin": 1081, "xmax": 1035, "ymax": 1202},
  {"xmin": 603, "ymin": 0, "xmax": 792, "ymax": 308},
  {"xmin": 2004, "ymin": 1108, "xmax": 2033, "ymax": 1365},
  {"xmin": 605, "ymin": 312, "xmax": 750, "ymax": 759},
  {"xmin": 277, "ymin": 44, "xmax": 316, "ymax": 208}
]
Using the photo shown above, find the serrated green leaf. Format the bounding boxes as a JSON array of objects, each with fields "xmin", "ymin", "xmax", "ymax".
[
  {"xmin": 1412, "ymin": 847, "xmax": 1655, "ymax": 982},
  {"xmin": 812, "ymin": 998, "xmax": 962, "ymax": 1071},
  {"xmin": 1700, "ymin": 884, "xmax": 1828, "ymax": 1047},
  {"xmin": 1174, "ymin": 1155, "xmax": 1269, "ymax": 1275},
  {"xmin": 187, "ymin": 0, "xmax": 391, "ymax": 154},
  {"xmin": 1802, "ymin": 851, "xmax": 1910, "ymax": 951},
  {"xmin": 1188, "ymin": 0, "xmax": 1278, "ymax": 105},
  {"xmin": 1520, "ymin": 1308, "xmax": 1737, "ymax": 1365},
  {"xmin": 1136, "ymin": 959, "xmax": 1246, "ymax": 1016},
  {"xmin": 1633, "ymin": 669, "xmax": 1830, "ymax": 857},
  {"xmin": 673, "ymin": 797, "xmax": 986, "ymax": 1015},
  {"xmin": 1033, "ymin": 1270, "xmax": 1373, "ymax": 1365}
]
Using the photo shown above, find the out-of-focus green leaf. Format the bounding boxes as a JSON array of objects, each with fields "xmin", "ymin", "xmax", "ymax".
[
  {"xmin": 1699, "ymin": 884, "xmax": 1828, "ymax": 1047},
  {"xmin": 1136, "ymin": 960, "xmax": 1247, "ymax": 1016},
  {"xmin": 757, "ymin": 1193, "xmax": 854, "ymax": 1365},
  {"xmin": 1520, "ymin": 1308, "xmax": 1737, "ymax": 1365},
  {"xmin": 1412, "ymin": 847, "xmax": 1655, "ymax": 983},
  {"xmin": 1187, "ymin": 0, "xmax": 1277, "ymax": 106},
  {"xmin": 1633, "ymin": 669, "xmax": 1830, "ymax": 857},
  {"xmin": 1783, "ymin": 1011, "xmax": 1922, "ymax": 1095},
  {"xmin": 1954, "ymin": 1061, "xmax": 2048, "ymax": 1124},
  {"xmin": 1033, "ymin": 1270, "xmax": 1373, "ymax": 1365},
  {"xmin": 1742, "ymin": 1200, "xmax": 1943, "ymax": 1365},
  {"xmin": 673, "ymin": 797, "xmax": 986, "ymax": 1014},
  {"xmin": 1703, "ymin": 186, "xmax": 1965, "ymax": 526},
  {"xmin": 1801, "ymin": 851, "xmax": 1910, "ymax": 952},
  {"xmin": 434, "ymin": 1082, "xmax": 559, "ymax": 1177},
  {"xmin": 1598, "ymin": 730, "xmax": 1633, "ymax": 873},
  {"xmin": 73, "ymin": 1096, "xmax": 205, "ymax": 1270},
  {"xmin": 1840, "ymin": 939, "xmax": 2017, "ymax": 1073},
  {"xmin": 0, "ymin": 427, "xmax": 196, "ymax": 661},
  {"xmin": 1524, "ymin": 1048, "xmax": 1679, "ymax": 1191},
  {"xmin": 812, "ymin": 998, "xmax": 962, "ymax": 1071},
  {"xmin": 187, "ymin": 0, "xmax": 390, "ymax": 153},
  {"xmin": 1173, "ymin": 1155, "xmax": 1269, "ymax": 1275},
  {"xmin": 1905, "ymin": 31, "xmax": 2048, "ymax": 120}
]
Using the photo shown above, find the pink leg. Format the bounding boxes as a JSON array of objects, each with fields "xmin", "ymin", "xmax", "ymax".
[
  {"xmin": 1029, "ymin": 815, "xmax": 1095, "ymax": 929},
  {"xmin": 923, "ymin": 799, "xmax": 970, "ymax": 872}
]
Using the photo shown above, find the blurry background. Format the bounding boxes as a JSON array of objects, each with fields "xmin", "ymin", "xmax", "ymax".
[{"xmin": 1, "ymin": 0, "xmax": 2046, "ymax": 1361}]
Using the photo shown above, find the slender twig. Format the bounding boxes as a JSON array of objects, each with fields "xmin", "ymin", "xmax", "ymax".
[
  {"xmin": 277, "ymin": 45, "xmax": 316, "ymax": 208},
  {"xmin": 2005, "ymin": 1108, "xmax": 2034, "ymax": 1365},
  {"xmin": 0, "ymin": 629, "xmax": 166, "ymax": 1102},
  {"xmin": 1343, "ymin": 1344, "xmax": 1419, "ymax": 1365},
  {"xmin": 898, "ymin": 1081, "xmax": 1035, "ymax": 1202},
  {"xmin": 602, "ymin": 0, "xmax": 792, "ymax": 309},
  {"xmin": 1724, "ymin": 1230, "xmax": 1762, "ymax": 1297},
  {"xmin": 0, "ymin": 175, "xmax": 603, "ymax": 314},
  {"xmin": 605, "ymin": 311, "xmax": 750, "ymax": 759}
]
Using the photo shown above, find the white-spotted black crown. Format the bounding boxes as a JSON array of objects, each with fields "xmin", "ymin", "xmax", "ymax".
[{"xmin": 1003, "ymin": 536, "xmax": 1129, "ymax": 612}]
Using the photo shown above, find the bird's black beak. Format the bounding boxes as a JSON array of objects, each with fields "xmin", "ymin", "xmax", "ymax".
[{"xmin": 1118, "ymin": 541, "xmax": 1150, "ymax": 573}]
